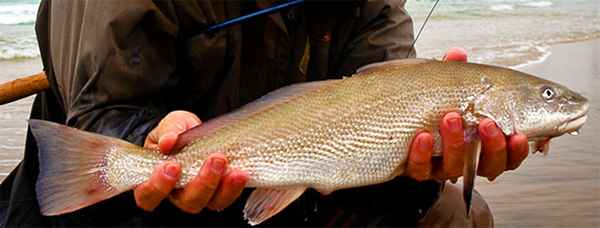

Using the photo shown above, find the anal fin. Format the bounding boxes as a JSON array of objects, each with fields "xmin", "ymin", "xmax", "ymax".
[
  {"xmin": 243, "ymin": 187, "xmax": 306, "ymax": 226},
  {"xmin": 463, "ymin": 137, "xmax": 481, "ymax": 217}
]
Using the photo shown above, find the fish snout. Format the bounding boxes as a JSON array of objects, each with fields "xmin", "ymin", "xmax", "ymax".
[{"xmin": 557, "ymin": 102, "xmax": 589, "ymax": 136}]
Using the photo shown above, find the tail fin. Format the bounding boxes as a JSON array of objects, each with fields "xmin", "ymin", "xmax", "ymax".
[{"xmin": 29, "ymin": 119, "xmax": 139, "ymax": 216}]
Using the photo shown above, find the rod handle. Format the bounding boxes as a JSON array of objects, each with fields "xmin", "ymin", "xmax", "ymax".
[{"xmin": 0, "ymin": 72, "xmax": 49, "ymax": 105}]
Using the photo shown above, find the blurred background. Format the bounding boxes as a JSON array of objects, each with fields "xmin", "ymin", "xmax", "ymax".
[{"xmin": 0, "ymin": 0, "xmax": 598, "ymax": 226}]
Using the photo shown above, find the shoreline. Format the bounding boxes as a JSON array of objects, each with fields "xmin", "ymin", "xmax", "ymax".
[
  {"xmin": 0, "ymin": 57, "xmax": 42, "ymax": 83},
  {"xmin": 0, "ymin": 57, "xmax": 41, "ymax": 182},
  {"xmin": 510, "ymin": 34, "xmax": 600, "ymax": 69},
  {"xmin": 2, "ymin": 32, "xmax": 600, "ymax": 73}
]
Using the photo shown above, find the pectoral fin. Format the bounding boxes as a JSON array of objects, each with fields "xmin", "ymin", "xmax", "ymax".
[
  {"xmin": 243, "ymin": 187, "xmax": 306, "ymax": 226},
  {"xmin": 463, "ymin": 137, "xmax": 481, "ymax": 217}
]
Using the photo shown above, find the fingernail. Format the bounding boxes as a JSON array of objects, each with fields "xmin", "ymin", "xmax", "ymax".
[
  {"xmin": 164, "ymin": 163, "xmax": 180, "ymax": 179},
  {"xmin": 446, "ymin": 117, "xmax": 462, "ymax": 133},
  {"xmin": 419, "ymin": 136, "xmax": 432, "ymax": 153},
  {"xmin": 158, "ymin": 133, "xmax": 178, "ymax": 152},
  {"xmin": 483, "ymin": 122, "xmax": 499, "ymax": 137},
  {"xmin": 211, "ymin": 158, "xmax": 226, "ymax": 174}
]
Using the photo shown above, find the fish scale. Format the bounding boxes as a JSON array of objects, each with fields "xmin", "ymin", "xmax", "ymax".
[{"xmin": 29, "ymin": 59, "xmax": 589, "ymax": 225}]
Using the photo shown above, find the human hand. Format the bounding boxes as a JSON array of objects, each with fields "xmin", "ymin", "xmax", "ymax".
[
  {"xmin": 134, "ymin": 111, "xmax": 248, "ymax": 213},
  {"xmin": 405, "ymin": 48, "xmax": 529, "ymax": 182}
]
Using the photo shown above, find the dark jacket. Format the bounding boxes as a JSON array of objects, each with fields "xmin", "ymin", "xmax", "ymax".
[{"xmin": 0, "ymin": 0, "xmax": 440, "ymax": 227}]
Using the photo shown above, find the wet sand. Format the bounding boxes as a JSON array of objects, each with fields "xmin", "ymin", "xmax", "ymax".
[
  {"xmin": 476, "ymin": 39, "xmax": 600, "ymax": 227},
  {"xmin": 0, "ymin": 58, "xmax": 40, "ymax": 177},
  {"xmin": 0, "ymin": 41, "xmax": 598, "ymax": 227}
]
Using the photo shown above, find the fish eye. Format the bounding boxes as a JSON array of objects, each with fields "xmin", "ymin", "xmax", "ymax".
[{"xmin": 541, "ymin": 86, "xmax": 556, "ymax": 101}]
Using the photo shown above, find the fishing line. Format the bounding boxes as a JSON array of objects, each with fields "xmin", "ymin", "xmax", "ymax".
[{"xmin": 406, "ymin": 0, "xmax": 441, "ymax": 58}]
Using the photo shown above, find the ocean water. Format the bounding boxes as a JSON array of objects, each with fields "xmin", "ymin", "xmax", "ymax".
[
  {"xmin": 0, "ymin": 0, "xmax": 598, "ymax": 65},
  {"xmin": 407, "ymin": 0, "xmax": 600, "ymax": 66},
  {"xmin": 0, "ymin": 0, "xmax": 39, "ymax": 60}
]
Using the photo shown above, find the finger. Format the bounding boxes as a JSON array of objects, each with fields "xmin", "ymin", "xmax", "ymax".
[
  {"xmin": 507, "ymin": 133, "xmax": 529, "ymax": 170},
  {"xmin": 477, "ymin": 119, "xmax": 507, "ymax": 181},
  {"xmin": 134, "ymin": 162, "xmax": 181, "ymax": 211},
  {"xmin": 144, "ymin": 111, "xmax": 201, "ymax": 154},
  {"xmin": 439, "ymin": 112, "xmax": 465, "ymax": 179},
  {"xmin": 157, "ymin": 132, "xmax": 179, "ymax": 153},
  {"xmin": 170, "ymin": 153, "xmax": 227, "ymax": 214},
  {"xmin": 442, "ymin": 47, "xmax": 468, "ymax": 62},
  {"xmin": 406, "ymin": 132, "xmax": 433, "ymax": 181},
  {"xmin": 207, "ymin": 170, "xmax": 248, "ymax": 211}
]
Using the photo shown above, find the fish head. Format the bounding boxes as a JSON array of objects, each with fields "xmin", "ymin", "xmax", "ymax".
[
  {"xmin": 512, "ymin": 75, "xmax": 589, "ymax": 139},
  {"xmin": 475, "ymin": 66, "xmax": 590, "ymax": 149}
]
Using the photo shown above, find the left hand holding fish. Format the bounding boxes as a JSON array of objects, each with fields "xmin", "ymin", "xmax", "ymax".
[
  {"xmin": 135, "ymin": 111, "xmax": 249, "ymax": 213},
  {"xmin": 405, "ymin": 48, "xmax": 530, "ymax": 182}
]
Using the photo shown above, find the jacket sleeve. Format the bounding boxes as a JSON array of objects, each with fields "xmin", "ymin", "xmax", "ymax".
[
  {"xmin": 332, "ymin": 0, "xmax": 416, "ymax": 76},
  {"xmin": 44, "ymin": 1, "xmax": 182, "ymax": 144}
]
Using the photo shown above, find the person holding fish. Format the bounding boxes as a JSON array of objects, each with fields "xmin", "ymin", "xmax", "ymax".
[{"xmin": 0, "ymin": 0, "xmax": 539, "ymax": 227}]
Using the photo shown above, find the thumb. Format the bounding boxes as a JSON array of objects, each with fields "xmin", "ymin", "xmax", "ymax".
[
  {"xmin": 158, "ymin": 132, "xmax": 181, "ymax": 154},
  {"xmin": 145, "ymin": 111, "xmax": 201, "ymax": 154},
  {"xmin": 442, "ymin": 47, "xmax": 468, "ymax": 62}
]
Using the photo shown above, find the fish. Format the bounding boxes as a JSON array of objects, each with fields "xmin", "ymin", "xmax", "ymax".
[{"xmin": 29, "ymin": 58, "xmax": 589, "ymax": 225}]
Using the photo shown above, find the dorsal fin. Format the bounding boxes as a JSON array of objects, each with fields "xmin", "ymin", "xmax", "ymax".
[
  {"xmin": 174, "ymin": 80, "xmax": 337, "ymax": 150},
  {"xmin": 356, "ymin": 58, "xmax": 431, "ymax": 74}
]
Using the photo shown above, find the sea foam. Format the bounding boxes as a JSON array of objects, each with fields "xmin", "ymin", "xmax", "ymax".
[
  {"xmin": 0, "ymin": 3, "xmax": 38, "ymax": 25},
  {"xmin": 490, "ymin": 4, "xmax": 514, "ymax": 11},
  {"xmin": 522, "ymin": 1, "xmax": 554, "ymax": 8},
  {"xmin": 0, "ymin": 40, "xmax": 40, "ymax": 60}
]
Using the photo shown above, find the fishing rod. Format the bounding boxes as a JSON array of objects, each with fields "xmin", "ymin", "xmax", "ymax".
[
  {"xmin": 204, "ymin": 0, "xmax": 304, "ymax": 35},
  {"xmin": 0, "ymin": 72, "xmax": 48, "ymax": 105},
  {"xmin": 407, "ymin": 0, "xmax": 441, "ymax": 58},
  {"xmin": 0, "ymin": 0, "xmax": 305, "ymax": 105}
]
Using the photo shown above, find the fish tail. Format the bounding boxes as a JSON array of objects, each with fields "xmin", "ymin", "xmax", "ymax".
[{"xmin": 29, "ymin": 119, "xmax": 138, "ymax": 216}]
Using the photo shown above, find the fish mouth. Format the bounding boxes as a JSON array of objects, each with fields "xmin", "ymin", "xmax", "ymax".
[
  {"xmin": 557, "ymin": 103, "xmax": 589, "ymax": 135},
  {"xmin": 530, "ymin": 103, "xmax": 588, "ymax": 154}
]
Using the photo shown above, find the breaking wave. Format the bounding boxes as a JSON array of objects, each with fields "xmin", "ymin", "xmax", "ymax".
[
  {"xmin": 0, "ymin": 3, "xmax": 38, "ymax": 25},
  {"xmin": 521, "ymin": 1, "xmax": 554, "ymax": 8},
  {"xmin": 490, "ymin": 4, "xmax": 515, "ymax": 11}
]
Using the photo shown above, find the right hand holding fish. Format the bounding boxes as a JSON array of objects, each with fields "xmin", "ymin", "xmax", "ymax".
[
  {"xmin": 134, "ymin": 111, "xmax": 249, "ymax": 213},
  {"xmin": 406, "ymin": 113, "xmax": 529, "ymax": 182},
  {"xmin": 405, "ymin": 48, "xmax": 529, "ymax": 182}
]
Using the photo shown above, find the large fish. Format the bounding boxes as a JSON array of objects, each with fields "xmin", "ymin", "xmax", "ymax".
[{"xmin": 30, "ymin": 59, "xmax": 589, "ymax": 225}]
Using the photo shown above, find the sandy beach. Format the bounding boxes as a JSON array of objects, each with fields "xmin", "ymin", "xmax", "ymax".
[{"xmin": 0, "ymin": 58, "xmax": 40, "ymax": 176}]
